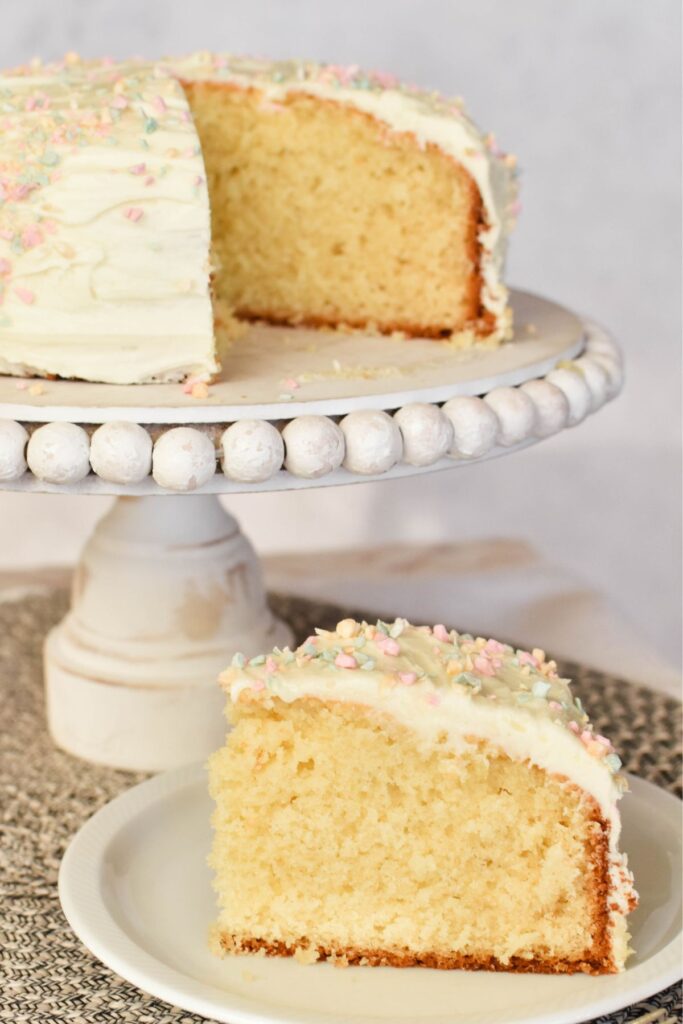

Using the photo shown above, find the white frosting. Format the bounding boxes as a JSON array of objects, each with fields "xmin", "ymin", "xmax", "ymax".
[
  {"xmin": 220, "ymin": 419, "xmax": 284, "ymax": 482},
  {"xmin": 340, "ymin": 409, "xmax": 403, "ymax": 474},
  {"xmin": 442, "ymin": 395, "xmax": 499, "ymax": 458},
  {"xmin": 394, "ymin": 403, "xmax": 453, "ymax": 466},
  {"xmin": 27, "ymin": 421, "xmax": 90, "ymax": 483},
  {"xmin": 152, "ymin": 426, "xmax": 216, "ymax": 491},
  {"xmin": 222, "ymin": 617, "xmax": 636, "ymax": 958},
  {"xmin": 90, "ymin": 421, "xmax": 152, "ymax": 484},
  {"xmin": 282, "ymin": 415, "xmax": 344, "ymax": 479},
  {"xmin": 0, "ymin": 57, "xmax": 215, "ymax": 384},
  {"xmin": 0, "ymin": 420, "xmax": 28, "ymax": 480},
  {"xmin": 520, "ymin": 379, "xmax": 570, "ymax": 438},
  {"xmin": 484, "ymin": 386, "xmax": 536, "ymax": 447}
]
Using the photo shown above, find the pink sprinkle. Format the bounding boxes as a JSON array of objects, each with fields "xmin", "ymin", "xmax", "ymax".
[
  {"xmin": 194, "ymin": 175, "xmax": 204, "ymax": 187},
  {"xmin": 304, "ymin": 635, "xmax": 317, "ymax": 647},
  {"xmin": 152, "ymin": 95, "xmax": 167, "ymax": 114},
  {"xmin": 372, "ymin": 70, "xmax": 399, "ymax": 89},
  {"xmin": 265, "ymin": 657, "xmax": 278, "ymax": 673},
  {"xmin": 111, "ymin": 96, "xmax": 128, "ymax": 110},
  {"xmin": 129, "ymin": 162, "xmax": 147, "ymax": 175},
  {"xmin": 484, "ymin": 638, "xmax": 506, "ymax": 655},
  {"xmin": 25, "ymin": 96, "xmax": 38, "ymax": 111},
  {"xmin": 283, "ymin": 377, "xmax": 299, "ymax": 390},
  {"xmin": 518, "ymin": 651, "xmax": 539, "ymax": 668},
  {"xmin": 596, "ymin": 735, "xmax": 612, "ymax": 748},
  {"xmin": 15, "ymin": 380, "xmax": 29, "ymax": 390},
  {"xmin": 375, "ymin": 635, "xmax": 400, "ymax": 656},
  {"xmin": 21, "ymin": 226, "xmax": 43, "ymax": 249},
  {"xmin": 433, "ymin": 624, "xmax": 450, "ymax": 643},
  {"xmin": 473, "ymin": 655, "xmax": 495, "ymax": 676},
  {"xmin": 426, "ymin": 693, "xmax": 440, "ymax": 706},
  {"xmin": 0, "ymin": 258, "xmax": 11, "ymax": 276},
  {"xmin": 580, "ymin": 730, "xmax": 593, "ymax": 745},
  {"xmin": 123, "ymin": 207, "xmax": 144, "ymax": 222},
  {"xmin": 144, "ymin": 176, "xmax": 156, "ymax": 187},
  {"xmin": 568, "ymin": 721, "xmax": 580, "ymax": 734},
  {"xmin": 14, "ymin": 287, "xmax": 35, "ymax": 305},
  {"xmin": 251, "ymin": 679, "xmax": 265, "ymax": 692},
  {"xmin": 335, "ymin": 652, "xmax": 358, "ymax": 669},
  {"xmin": 510, "ymin": 200, "xmax": 522, "ymax": 216},
  {"xmin": 548, "ymin": 701, "xmax": 562, "ymax": 711},
  {"xmin": 398, "ymin": 672, "xmax": 417, "ymax": 685}
]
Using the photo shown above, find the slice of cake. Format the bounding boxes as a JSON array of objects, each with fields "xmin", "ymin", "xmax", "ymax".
[
  {"xmin": 208, "ymin": 618, "xmax": 637, "ymax": 974},
  {"xmin": 0, "ymin": 54, "xmax": 517, "ymax": 384}
]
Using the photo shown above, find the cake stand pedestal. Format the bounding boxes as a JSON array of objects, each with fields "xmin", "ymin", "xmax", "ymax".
[
  {"xmin": 0, "ymin": 290, "xmax": 623, "ymax": 770},
  {"xmin": 45, "ymin": 495, "xmax": 290, "ymax": 770}
]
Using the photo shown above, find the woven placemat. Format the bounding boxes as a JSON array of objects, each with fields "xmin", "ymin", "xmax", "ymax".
[{"xmin": 1, "ymin": 590, "xmax": 680, "ymax": 1024}]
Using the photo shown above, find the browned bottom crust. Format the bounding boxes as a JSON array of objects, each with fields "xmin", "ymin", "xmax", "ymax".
[
  {"xmin": 233, "ymin": 307, "xmax": 498, "ymax": 341},
  {"xmin": 217, "ymin": 933, "xmax": 619, "ymax": 976}
]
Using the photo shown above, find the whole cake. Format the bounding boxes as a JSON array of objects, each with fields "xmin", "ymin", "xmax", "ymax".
[
  {"xmin": 0, "ymin": 53, "xmax": 517, "ymax": 384},
  {"xmin": 208, "ymin": 618, "xmax": 637, "ymax": 974}
]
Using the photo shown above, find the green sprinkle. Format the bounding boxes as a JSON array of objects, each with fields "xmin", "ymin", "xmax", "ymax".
[
  {"xmin": 321, "ymin": 649, "xmax": 335, "ymax": 662},
  {"xmin": 282, "ymin": 650, "xmax": 295, "ymax": 664},
  {"xmin": 455, "ymin": 672, "xmax": 481, "ymax": 692},
  {"xmin": 231, "ymin": 652, "xmax": 245, "ymax": 668},
  {"xmin": 532, "ymin": 680, "xmax": 551, "ymax": 698},
  {"xmin": 605, "ymin": 753, "xmax": 622, "ymax": 773},
  {"xmin": 361, "ymin": 659, "xmax": 375, "ymax": 671},
  {"xmin": 144, "ymin": 117, "xmax": 158, "ymax": 133},
  {"xmin": 516, "ymin": 692, "xmax": 533, "ymax": 704},
  {"xmin": 302, "ymin": 643, "xmax": 317, "ymax": 656},
  {"xmin": 574, "ymin": 696, "xmax": 585, "ymax": 714},
  {"xmin": 352, "ymin": 636, "xmax": 366, "ymax": 648},
  {"xmin": 41, "ymin": 150, "xmax": 59, "ymax": 166},
  {"xmin": 375, "ymin": 620, "xmax": 389, "ymax": 635},
  {"xmin": 249, "ymin": 654, "xmax": 266, "ymax": 666}
]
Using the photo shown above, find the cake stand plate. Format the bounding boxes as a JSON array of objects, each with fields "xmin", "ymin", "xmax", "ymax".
[
  {"xmin": 0, "ymin": 289, "xmax": 623, "ymax": 769},
  {"xmin": 59, "ymin": 765, "xmax": 682, "ymax": 1024}
]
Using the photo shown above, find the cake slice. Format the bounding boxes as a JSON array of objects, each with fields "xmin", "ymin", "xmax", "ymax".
[{"xmin": 209, "ymin": 618, "xmax": 637, "ymax": 973}]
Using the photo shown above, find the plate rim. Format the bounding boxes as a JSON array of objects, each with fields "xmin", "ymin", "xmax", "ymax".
[{"xmin": 58, "ymin": 763, "xmax": 683, "ymax": 1024}]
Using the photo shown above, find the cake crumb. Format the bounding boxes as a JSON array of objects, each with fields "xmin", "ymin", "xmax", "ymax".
[{"xmin": 294, "ymin": 945, "xmax": 320, "ymax": 965}]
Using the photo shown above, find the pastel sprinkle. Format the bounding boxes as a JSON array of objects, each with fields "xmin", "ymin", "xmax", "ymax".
[
  {"xmin": 375, "ymin": 635, "xmax": 400, "ymax": 656},
  {"xmin": 484, "ymin": 638, "xmax": 506, "ymax": 655},
  {"xmin": 568, "ymin": 721, "xmax": 580, "ymax": 734},
  {"xmin": 433, "ymin": 624, "xmax": 450, "ymax": 643},
  {"xmin": 14, "ymin": 287, "xmax": 35, "ymax": 305},
  {"xmin": 249, "ymin": 654, "xmax": 266, "ymax": 666},
  {"xmin": 605, "ymin": 753, "xmax": 622, "ymax": 773},
  {"xmin": 265, "ymin": 657, "xmax": 278, "ymax": 673},
  {"xmin": 123, "ymin": 207, "xmax": 144, "ymax": 222},
  {"xmin": 129, "ymin": 162, "xmax": 147, "ymax": 175},
  {"xmin": 335, "ymin": 652, "xmax": 358, "ymax": 669},
  {"xmin": 398, "ymin": 672, "xmax": 417, "ymax": 685},
  {"xmin": 531, "ymin": 680, "xmax": 551, "ymax": 698},
  {"xmin": 251, "ymin": 679, "xmax": 265, "ymax": 692},
  {"xmin": 231, "ymin": 652, "xmax": 245, "ymax": 668},
  {"xmin": 473, "ymin": 655, "xmax": 495, "ymax": 676},
  {"xmin": 0, "ymin": 259, "xmax": 11, "ymax": 276}
]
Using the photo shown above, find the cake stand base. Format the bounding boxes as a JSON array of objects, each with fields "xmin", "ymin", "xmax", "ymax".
[{"xmin": 44, "ymin": 495, "xmax": 292, "ymax": 771}]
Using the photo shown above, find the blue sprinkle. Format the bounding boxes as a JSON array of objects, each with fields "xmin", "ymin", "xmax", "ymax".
[
  {"xmin": 249, "ymin": 654, "xmax": 266, "ymax": 666},
  {"xmin": 532, "ymin": 680, "xmax": 551, "ymax": 698},
  {"xmin": 231, "ymin": 652, "xmax": 245, "ymax": 668},
  {"xmin": 455, "ymin": 672, "xmax": 482, "ymax": 692},
  {"xmin": 361, "ymin": 659, "xmax": 375, "ymax": 671},
  {"xmin": 302, "ymin": 643, "xmax": 317, "ymax": 656},
  {"xmin": 144, "ymin": 117, "xmax": 158, "ymax": 133},
  {"xmin": 605, "ymin": 753, "xmax": 622, "ymax": 773}
]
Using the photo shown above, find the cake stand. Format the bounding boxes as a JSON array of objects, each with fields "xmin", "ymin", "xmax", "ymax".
[{"xmin": 0, "ymin": 290, "xmax": 623, "ymax": 771}]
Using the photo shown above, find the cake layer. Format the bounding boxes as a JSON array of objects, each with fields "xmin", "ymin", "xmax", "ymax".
[{"xmin": 209, "ymin": 619, "xmax": 637, "ymax": 974}]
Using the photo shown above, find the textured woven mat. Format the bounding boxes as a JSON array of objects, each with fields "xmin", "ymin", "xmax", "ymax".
[{"xmin": 1, "ymin": 590, "xmax": 681, "ymax": 1024}]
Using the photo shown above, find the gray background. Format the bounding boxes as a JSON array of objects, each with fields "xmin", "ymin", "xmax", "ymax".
[{"xmin": 2, "ymin": 0, "xmax": 681, "ymax": 666}]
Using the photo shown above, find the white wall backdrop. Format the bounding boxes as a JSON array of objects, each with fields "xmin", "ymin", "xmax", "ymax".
[{"xmin": 2, "ymin": 0, "xmax": 681, "ymax": 665}]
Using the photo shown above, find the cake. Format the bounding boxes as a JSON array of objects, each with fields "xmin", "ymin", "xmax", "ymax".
[
  {"xmin": 0, "ymin": 54, "xmax": 518, "ymax": 385},
  {"xmin": 208, "ymin": 618, "xmax": 637, "ymax": 974}
]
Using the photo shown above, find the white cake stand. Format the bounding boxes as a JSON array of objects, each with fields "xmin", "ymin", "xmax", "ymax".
[{"xmin": 0, "ymin": 290, "xmax": 623, "ymax": 771}]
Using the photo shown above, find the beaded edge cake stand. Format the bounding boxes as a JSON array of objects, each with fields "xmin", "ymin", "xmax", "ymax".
[{"xmin": 0, "ymin": 290, "xmax": 623, "ymax": 771}]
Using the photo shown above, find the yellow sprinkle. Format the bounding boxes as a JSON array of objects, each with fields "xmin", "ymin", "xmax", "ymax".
[
  {"xmin": 446, "ymin": 659, "xmax": 464, "ymax": 676},
  {"xmin": 191, "ymin": 382, "xmax": 209, "ymax": 399},
  {"xmin": 28, "ymin": 383, "xmax": 44, "ymax": 396},
  {"xmin": 336, "ymin": 618, "xmax": 359, "ymax": 639}
]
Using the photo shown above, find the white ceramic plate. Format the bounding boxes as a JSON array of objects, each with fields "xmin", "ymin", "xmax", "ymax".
[{"xmin": 59, "ymin": 765, "xmax": 682, "ymax": 1024}]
